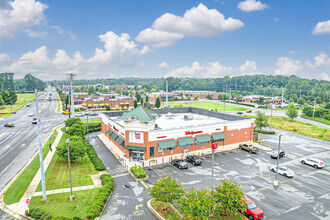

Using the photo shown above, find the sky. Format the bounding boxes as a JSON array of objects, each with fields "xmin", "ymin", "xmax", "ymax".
[{"xmin": 0, "ymin": 0, "xmax": 329, "ymax": 81}]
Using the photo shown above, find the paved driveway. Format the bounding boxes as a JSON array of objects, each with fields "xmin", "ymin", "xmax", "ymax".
[{"xmin": 145, "ymin": 129, "xmax": 330, "ymax": 219}]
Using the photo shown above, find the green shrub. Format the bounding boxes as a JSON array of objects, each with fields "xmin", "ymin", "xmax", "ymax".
[
  {"xmin": 254, "ymin": 128, "xmax": 275, "ymax": 134},
  {"xmin": 130, "ymin": 165, "xmax": 147, "ymax": 179},
  {"xmin": 86, "ymin": 142, "xmax": 106, "ymax": 171},
  {"xmin": 86, "ymin": 174, "xmax": 114, "ymax": 219},
  {"xmin": 86, "ymin": 122, "xmax": 101, "ymax": 133}
]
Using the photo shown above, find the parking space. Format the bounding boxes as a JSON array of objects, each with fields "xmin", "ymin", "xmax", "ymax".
[{"xmin": 145, "ymin": 130, "xmax": 330, "ymax": 219}]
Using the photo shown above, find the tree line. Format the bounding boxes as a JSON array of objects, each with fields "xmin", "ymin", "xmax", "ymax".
[{"xmin": 51, "ymin": 75, "xmax": 330, "ymax": 103}]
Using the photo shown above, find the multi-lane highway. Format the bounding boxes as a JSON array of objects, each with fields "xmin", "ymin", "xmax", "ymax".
[{"xmin": 0, "ymin": 87, "xmax": 67, "ymax": 193}]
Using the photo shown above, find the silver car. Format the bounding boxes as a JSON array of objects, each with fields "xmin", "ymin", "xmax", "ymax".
[
  {"xmin": 270, "ymin": 166, "xmax": 294, "ymax": 178},
  {"xmin": 301, "ymin": 158, "xmax": 325, "ymax": 169}
]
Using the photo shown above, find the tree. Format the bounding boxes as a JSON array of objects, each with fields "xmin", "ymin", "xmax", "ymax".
[
  {"xmin": 302, "ymin": 105, "xmax": 313, "ymax": 117},
  {"xmin": 149, "ymin": 175, "xmax": 184, "ymax": 211},
  {"xmin": 178, "ymin": 187, "xmax": 212, "ymax": 219},
  {"xmin": 88, "ymin": 86, "xmax": 96, "ymax": 95},
  {"xmin": 206, "ymin": 94, "xmax": 212, "ymax": 99},
  {"xmin": 155, "ymin": 97, "xmax": 161, "ymax": 108},
  {"xmin": 140, "ymin": 98, "xmax": 144, "ymax": 105},
  {"xmin": 134, "ymin": 100, "xmax": 138, "ymax": 108},
  {"xmin": 56, "ymin": 136, "xmax": 86, "ymax": 162},
  {"xmin": 255, "ymin": 111, "xmax": 269, "ymax": 130},
  {"xmin": 65, "ymin": 118, "xmax": 82, "ymax": 127},
  {"xmin": 286, "ymin": 102, "xmax": 298, "ymax": 120},
  {"xmin": 324, "ymin": 102, "xmax": 330, "ymax": 109},
  {"xmin": 73, "ymin": 87, "xmax": 81, "ymax": 93},
  {"xmin": 258, "ymin": 97, "xmax": 264, "ymax": 105},
  {"xmin": 145, "ymin": 95, "xmax": 149, "ymax": 103},
  {"xmin": 0, "ymin": 94, "xmax": 4, "ymax": 106},
  {"xmin": 194, "ymin": 95, "xmax": 199, "ymax": 100},
  {"xmin": 9, "ymin": 90, "xmax": 17, "ymax": 104},
  {"xmin": 298, "ymin": 98, "xmax": 305, "ymax": 105},
  {"xmin": 66, "ymin": 122, "xmax": 86, "ymax": 137},
  {"xmin": 187, "ymin": 95, "xmax": 191, "ymax": 100},
  {"xmin": 213, "ymin": 179, "xmax": 246, "ymax": 216},
  {"xmin": 136, "ymin": 92, "xmax": 141, "ymax": 102}
]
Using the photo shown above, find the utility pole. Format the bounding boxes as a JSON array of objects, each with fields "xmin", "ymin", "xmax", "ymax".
[
  {"xmin": 67, "ymin": 73, "xmax": 76, "ymax": 118},
  {"xmin": 66, "ymin": 139, "xmax": 74, "ymax": 201},
  {"xmin": 281, "ymin": 88, "xmax": 284, "ymax": 109},
  {"xmin": 274, "ymin": 134, "xmax": 282, "ymax": 187},
  {"xmin": 166, "ymin": 80, "xmax": 168, "ymax": 107},
  {"xmin": 35, "ymin": 89, "xmax": 47, "ymax": 200},
  {"xmin": 270, "ymin": 104, "xmax": 273, "ymax": 132},
  {"xmin": 313, "ymin": 98, "xmax": 316, "ymax": 118}
]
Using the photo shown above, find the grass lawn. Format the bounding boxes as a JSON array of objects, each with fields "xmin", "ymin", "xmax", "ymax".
[
  {"xmin": 243, "ymin": 115, "xmax": 330, "ymax": 141},
  {"xmin": 3, "ymin": 128, "xmax": 59, "ymax": 205},
  {"xmin": 36, "ymin": 131, "xmax": 98, "ymax": 191},
  {"xmin": 168, "ymin": 101, "xmax": 248, "ymax": 112},
  {"xmin": 30, "ymin": 188, "xmax": 99, "ymax": 219},
  {"xmin": 300, "ymin": 115, "xmax": 330, "ymax": 125},
  {"xmin": 151, "ymin": 200, "xmax": 245, "ymax": 220},
  {"xmin": 0, "ymin": 93, "xmax": 41, "ymax": 118},
  {"xmin": 82, "ymin": 119, "xmax": 100, "ymax": 123}
]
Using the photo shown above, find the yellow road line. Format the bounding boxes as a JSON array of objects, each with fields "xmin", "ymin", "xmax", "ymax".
[
  {"xmin": 140, "ymin": 181, "xmax": 149, "ymax": 189},
  {"xmin": 150, "ymin": 166, "xmax": 162, "ymax": 177}
]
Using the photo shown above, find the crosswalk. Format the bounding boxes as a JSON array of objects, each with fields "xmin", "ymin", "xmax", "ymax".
[{"xmin": 107, "ymin": 166, "xmax": 128, "ymax": 178}]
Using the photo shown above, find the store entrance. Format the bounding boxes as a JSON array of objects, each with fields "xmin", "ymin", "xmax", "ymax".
[{"xmin": 129, "ymin": 151, "xmax": 144, "ymax": 161}]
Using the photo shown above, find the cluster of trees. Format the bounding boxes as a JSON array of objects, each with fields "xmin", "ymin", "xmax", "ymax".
[
  {"xmin": 149, "ymin": 175, "xmax": 246, "ymax": 219},
  {"xmin": 302, "ymin": 103, "xmax": 330, "ymax": 120},
  {"xmin": 14, "ymin": 74, "xmax": 46, "ymax": 91},
  {"xmin": 52, "ymin": 75, "xmax": 330, "ymax": 103},
  {"xmin": 0, "ymin": 73, "xmax": 16, "ymax": 106}
]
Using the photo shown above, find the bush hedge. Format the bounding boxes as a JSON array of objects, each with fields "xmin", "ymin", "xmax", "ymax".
[
  {"xmin": 86, "ymin": 122, "xmax": 101, "ymax": 133},
  {"xmin": 85, "ymin": 141, "xmax": 106, "ymax": 171},
  {"xmin": 130, "ymin": 165, "xmax": 147, "ymax": 179},
  {"xmin": 86, "ymin": 174, "xmax": 114, "ymax": 219},
  {"xmin": 254, "ymin": 128, "xmax": 275, "ymax": 134},
  {"xmin": 25, "ymin": 208, "xmax": 82, "ymax": 220}
]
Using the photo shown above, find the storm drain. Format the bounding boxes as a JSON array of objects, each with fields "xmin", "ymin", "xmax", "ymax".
[{"xmin": 123, "ymin": 184, "xmax": 130, "ymax": 188}]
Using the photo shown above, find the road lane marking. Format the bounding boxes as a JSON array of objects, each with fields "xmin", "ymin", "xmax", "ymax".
[
  {"xmin": 140, "ymin": 181, "xmax": 149, "ymax": 189},
  {"xmin": 112, "ymin": 173, "xmax": 129, "ymax": 178},
  {"xmin": 0, "ymin": 132, "xmax": 7, "ymax": 139},
  {"xmin": 21, "ymin": 144, "xmax": 26, "ymax": 148}
]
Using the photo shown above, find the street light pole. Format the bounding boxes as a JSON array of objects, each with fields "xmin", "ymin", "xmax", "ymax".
[
  {"xmin": 66, "ymin": 139, "xmax": 74, "ymax": 201},
  {"xmin": 274, "ymin": 134, "xmax": 282, "ymax": 187},
  {"xmin": 270, "ymin": 104, "xmax": 273, "ymax": 132},
  {"xmin": 86, "ymin": 114, "xmax": 89, "ymax": 140}
]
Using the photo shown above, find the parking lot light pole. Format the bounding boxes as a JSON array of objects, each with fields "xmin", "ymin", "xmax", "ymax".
[
  {"xmin": 67, "ymin": 139, "xmax": 74, "ymax": 201},
  {"xmin": 274, "ymin": 134, "xmax": 282, "ymax": 187}
]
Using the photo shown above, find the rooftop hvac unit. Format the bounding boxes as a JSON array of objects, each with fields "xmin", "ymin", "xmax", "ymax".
[
  {"xmin": 154, "ymin": 124, "xmax": 160, "ymax": 130},
  {"xmin": 184, "ymin": 114, "xmax": 193, "ymax": 120}
]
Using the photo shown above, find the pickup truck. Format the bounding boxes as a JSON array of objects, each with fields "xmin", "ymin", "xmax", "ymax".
[
  {"xmin": 239, "ymin": 143, "xmax": 259, "ymax": 154},
  {"xmin": 32, "ymin": 118, "xmax": 38, "ymax": 124}
]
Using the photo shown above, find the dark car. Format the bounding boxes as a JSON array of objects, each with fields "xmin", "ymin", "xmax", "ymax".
[
  {"xmin": 237, "ymin": 112, "xmax": 243, "ymax": 114},
  {"xmin": 186, "ymin": 156, "xmax": 202, "ymax": 166},
  {"xmin": 246, "ymin": 110, "xmax": 252, "ymax": 113},
  {"xmin": 271, "ymin": 150, "xmax": 285, "ymax": 159},
  {"xmin": 171, "ymin": 159, "xmax": 188, "ymax": 169},
  {"xmin": 239, "ymin": 143, "xmax": 258, "ymax": 154}
]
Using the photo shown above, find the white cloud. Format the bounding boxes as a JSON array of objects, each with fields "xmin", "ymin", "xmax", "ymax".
[
  {"xmin": 137, "ymin": 3, "xmax": 243, "ymax": 47},
  {"xmin": 274, "ymin": 57, "xmax": 303, "ymax": 75},
  {"xmin": 0, "ymin": 0, "xmax": 48, "ymax": 39},
  {"xmin": 274, "ymin": 18, "xmax": 280, "ymax": 22},
  {"xmin": 288, "ymin": 50, "xmax": 298, "ymax": 54},
  {"xmin": 164, "ymin": 61, "xmax": 234, "ymax": 78},
  {"xmin": 136, "ymin": 28, "xmax": 183, "ymax": 48},
  {"xmin": 238, "ymin": 0, "xmax": 268, "ymax": 12},
  {"xmin": 158, "ymin": 62, "xmax": 169, "ymax": 69},
  {"xmin": 25, "ymin": 29, "xmax": 48, "ymax": 38},
  {"xmin": 319, "ymin": 72, "xmax": 330, "ymax": 81},
  {"xmin": 239, "ymin": 60, "xmax": 258, "ymax": 74},
  {"xmin": 305, "ymin": 51, "xmax": 330, "ymax": 68},
  {"xmin": 0, "ymin": 53, "xmax": 10, "ymax": 63},
  {"xmin": 51, "ymin": 25, "xmax": 76, "ymax": 40},
  {"xmin": 312, "ymin": 20, "xmax": 330, "ymax": 35},
  {"xmin": 139, "ymin": 62, "xmax": 145, "ymax": 67},
  {"xmin": 88, "ymin": 31, "xmax": 151, "ymax": 64}
]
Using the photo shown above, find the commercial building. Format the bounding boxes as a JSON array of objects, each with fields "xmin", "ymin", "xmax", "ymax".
[
  {"xmin": 82, "ymin": 97, "xmax": 133, "ymax": 110},
  {"xmin": 241, "ymin": 95, "xmax": 285, "ymax": 105},
  {"xmin": 100, "ymin": 107, "xmax": 254, "ymax": 168}
]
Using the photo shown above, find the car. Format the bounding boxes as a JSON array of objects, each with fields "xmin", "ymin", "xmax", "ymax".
[
  {"xmin": 75, "ymin": 113, "xmax": 83, "ymax": 117},
  {"xmin": 4, "ymin": 123, "xmax": 15, "ymax": 127},
  {"xmin": 48, "ymin": 97, "xmax": 51, "ymax": 101},
  {"xmin": 246, "ymin": 110, "xmax": 252, "ymax": 113},
  {"xmin": 270, "ymin": 150, "xmax": 285, "ymax": 159},
  {"xmin": 243, "ymin": 196, "xmax": 264, "ymax": 220},
  {"xmin": 32, "ymin": 117, "xmax": 37, "ymax": 124},
  {"xmin": 89, "ymin": 111, "xmax": 98, "ymax": 116},
  {"xmin": 270, "ymin": 166, "xmax": 294, "ymax": 178},
  {"xmin": 28, "ymin": 113, "xmax": 34, "ymax": 117},
  {"xmin": 239, "ymin": 143, "xmax": 259, "ymax": 154},
  {"xmin": 26, "ymin": 103, "xmax": 31, "ymax": 107},
  {"xmin": 237, "ymin": 111, "xmax": 243, "ymax": 114},
  {"xmin": 300, "ymin": 158, "xmax": 325, "ymax": 169},
  {"xmin": 186, "ymin": 156, "xmax": 202, "ymax": 166},
  {"xmin": 83, "ymin": 111, "xmax": 90, "ymax": 115},
  {"xmin": 171, "ymin": 159, "xmax": 188, "ymax": 169}
]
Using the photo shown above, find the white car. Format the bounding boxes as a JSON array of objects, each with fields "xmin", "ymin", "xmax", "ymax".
[
  {"xmin": 28, "ymin": 113, "xmax": 34, "ymax": 117},
  {"xmin": 301, "ymin": 158, "xmax": 325, "ymax": 169},
  {"xmin": 270, "ymin": 166, "xmax": 294, "ymax": 178}
]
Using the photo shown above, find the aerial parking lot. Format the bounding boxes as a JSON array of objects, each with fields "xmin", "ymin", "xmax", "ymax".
[{"xmin": 145, "ymin": 129, "xmax": 330, "ymax": 220}]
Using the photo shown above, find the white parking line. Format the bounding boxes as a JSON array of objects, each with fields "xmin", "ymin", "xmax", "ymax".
[{"xmin": 21, "ymin": 144, "xmax": 26, "ymax": 148}]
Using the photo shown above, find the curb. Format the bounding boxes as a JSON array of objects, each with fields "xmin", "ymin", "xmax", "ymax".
[
  {"xmin": 0, "ymin": 125, "xmax": 62, "ymax": 219},
  {"xmin": 147, "ymin": 199, "xmax": 165, "ymax": 220},
  {"xmin": 128, "ymin": 170, "xmax": 149, "ymax": 182}
]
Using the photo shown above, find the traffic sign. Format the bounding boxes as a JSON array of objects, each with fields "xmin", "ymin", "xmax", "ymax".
[
  {"xmin": 183, "ymin": 150, "xmax": 189, "ymax": 156},
  {"xmin": 212, "ymin": 143, "xmax": 217, "ymax": 150},
  {"xmin": 26, "ymin": 199, "xmax": 30, "ymax": 204}
]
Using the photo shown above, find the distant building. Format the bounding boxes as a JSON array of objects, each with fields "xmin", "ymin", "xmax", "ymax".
[
  {"xmin": 241, "ymin": 96, "xmax": 285, "ymax": 104},
  {"xmin": 82, "ymin": 97, "xmax": 133, "ymax": 110},
  {"xmin": 148, "ymin": 92, "xmax": 175, "ymax": 102},
  {"xmin": 173, "ymin": 90, "xmax": 227, "ymax": 99}
]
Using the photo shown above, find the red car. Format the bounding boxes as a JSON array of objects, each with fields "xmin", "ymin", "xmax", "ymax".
[
  {"xmin": 243, "ymin": 196, "xmax": 264, "ymax": 220},
  {"xmin": 4, "ymin": 123, "xmax": 15, "ymax": 127}
]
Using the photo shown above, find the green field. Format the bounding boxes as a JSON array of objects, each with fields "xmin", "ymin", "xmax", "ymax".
[
  {"xmin": 169, "ymin": 101, "xmax": 248, "ymax": 112},
  {"xmin": 30, "ymin": 188, "xmax": 100, "ymax": 218},
  {"xmin": 3, "ymin": 128, "xmax": 59, "ymax": 205},
  {"xmin": 82, "ymin": 119, "xmax": 101, "ymax": 124},
  {"xmin": 0, "ymin": 93, "xmax": 41, "ymax": 118},
  {"xmin": 300, "ymin": 115, "xmax": 330, "ymax": 125},
  {"xmin": 243, "ymin": 115, "xmax": 330, "ymax": 141}
]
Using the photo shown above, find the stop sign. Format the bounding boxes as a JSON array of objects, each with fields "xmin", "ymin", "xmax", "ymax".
[
  {"xmin": 26, "ymin": 199, "xmax": 30, "ymax": 204},
  {"xmin": 212, "ymin": 143, "xmax": 217, "ymax": 150}
]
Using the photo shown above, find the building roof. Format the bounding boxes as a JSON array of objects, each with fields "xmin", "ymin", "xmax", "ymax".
[{"xmin": 117, "ymin": 106, "xmax": 159, "ymax": 122}]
